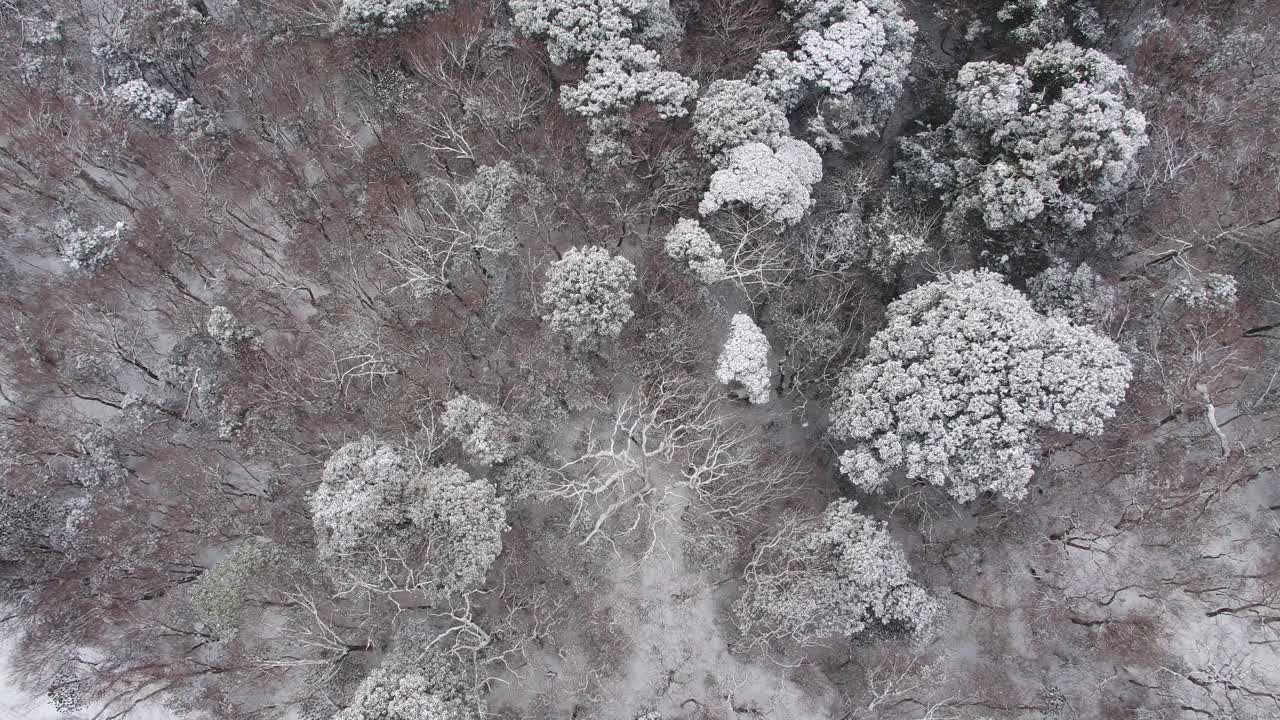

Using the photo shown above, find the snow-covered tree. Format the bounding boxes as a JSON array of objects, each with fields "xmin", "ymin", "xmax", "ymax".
[
  {"xmin": 699, "ymin": 138, "xmax": 823, "ymax": 225},
  {"xmin": 206, "ymin": 306, "xmax": 255, "ymax": 351},
  {"xmin": 1027, "ymin": 261, "xmax": 1116, "ymax": 325},
  {"xmin": 735, "ymin": 499, "xmax": 939, "ymax": 646},
  {"xmin": 792, "ymin": 0, "xmax": 915, "ymax": 98},
  {"xmin": 559, "ymin": 39, "xmax": 696, "ymax": 119},
  {"xmin": 111, "ymin": 80, "xmax": 220, "ymax": 138},
  {"xmin": 111, "ymin": 79, "xmax": 178, "ymax": 123},
  {"xmin": 663, "ymin": 218, "xmax": 727, "ymax": 284},
  {"xmin": 749, "ymin": 50, "xmax": 808, "ymax": 112},
  {"xmin": 335, "ymin": 665, "xmax": 477, "ymax": 720},
  {"xmin": 829, "ymin": 270, "xmax": 1131, "ymax": 502},
  {"xmin": 510, "ymin": 0, "xmax": 679, "ymax": 64},
  {"xmin": 541, "ymin": 246, "xmax": 637, "ymax": 348},
  {"xmin": 441, "ymin": 395, "xmax": 532, "ymax": 465},
  {"xmin": 900, "ymin": 42, "xmax": 1148, "ymax": 234},
  {"xmin": 1169, "ymin": 271, "xmax": 1238, "ymax": 311},
  {"xmin": 336, "ymin": 0, "xmax": 452, "ymax": 33},
  {"xmin": 775, "ymin": 0, "xmax": 917, "ymax": 139},
  {"xmin": 191, "ymin": 542, "xmax": 272, "ymax": 637},
  {"xmin": 58, "ymin": 221, "xmax": 126, "ymax": 272},
  {"xmin": 995, "ymin": 0, "xmax": 1105, "ymax": 47},
  {"xmin": 691, "ymin": 79, "xmax": 790, "ymax": 163},
  {"xmin": 716, "ymin": 314, "xmax": 772, "ymax": 404},
  {"xmin": 170, "ymin": 98, "xmax": 222, "ymax": 140},
  {"xmin": 308, "ymin": 438, "xmax": 505, "ymax": 599},
  {"xmin": 22, "ymin": 17, "xmax": 64, "ymax": 46},
  {"xmin": 804, "ymin": 201, "xmax": 929, "ymax": 276}
]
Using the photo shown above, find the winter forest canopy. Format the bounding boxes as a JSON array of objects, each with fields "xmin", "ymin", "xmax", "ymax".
[{"xmin": 0, "ymin": 0, "xmax": 1278, "ymax": 719}]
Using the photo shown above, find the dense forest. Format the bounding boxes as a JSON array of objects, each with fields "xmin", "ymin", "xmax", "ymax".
[{"xmin": 0, "ymin": 0, "xmax": 1278, "ymax": 718}]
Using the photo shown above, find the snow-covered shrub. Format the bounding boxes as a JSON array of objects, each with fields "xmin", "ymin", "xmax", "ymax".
[
  {"xmin": 510, "ymin": 0, "xmax": 679, "ymax": 65},
  {"xmin": 735, "ymin": 498, "xmax": 940, "ymax": 645},
  {"xmin": 691, "ymin": 79, "xmax": 790, "ymax": 163},
  {"xmin": 1027, "ymin": 261, "xmax": 1116, "ymax": 325},
  {"xmin": 336, "ymin": 0, "xmax": 452, "ymax": 33},
  {"xmin": 206, "ymin": 306, "xmax": 256, "ymax": 351},
  {"xmin": 559, "ymin": 39, "xmax": 696, "ymax": 119},
  {"xmin": 58, "ymin": 221, "xmax": 126, "ymax": 272},
  {"xmin": 699, "ymin": 138, "xmax": 823, "ymax": 225},
  {"xmin": 191, "ymin": 542, "xmax": 272, "ymax": 636},
  {"xmin": 716, "ymin": 314, "xmax": 772, "ymax": 404},
  {"xmin": 308, "ymin": 438, "xmax": 505, "ymax": 598},
  {"xmin": 900, "ymin": 42, "xmax": 1148, "ymax": 234},
  {"xmin": 663, "ymin": 218, "xmax": 726, "ymax": 284},
  {"xmin": 111, "ymin": 79, "xmax": 178, "ymax": 123},
  {"xmin": 541, "ymin": 246, "xmax": 637, "ymax": 348},
  {"xmin": 829, "ymin": 270, "xmax": 1131, "ymax": 502},
  {"xmin": 441, "ymin": 395, "xmax": 532, "ymax": 465}
]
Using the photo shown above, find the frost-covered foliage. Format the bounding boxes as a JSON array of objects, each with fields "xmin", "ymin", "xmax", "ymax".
[
  {"xmin": 663, "ymin": 218, "xmax": 726, "ymax": 283},
  {"xmin": 716, "ymin": 314, "xmax": 772, "ymax": 404},
  {"xmin": 736, "ymin": 499, "xmax": 939, "ymax": 645},
  {"xmin": 58, "ymin": 221, "xmax": 126, "ymax": 272},
  {"xmin": 830, "ymin": 270, "xmax": 1131, "ymax": 502},
  {"xmin": 192, "ymin": 542, "xmax": 272, "ymax": 636},
  {"xmin": 510, "ymin": 0, "xmax": 678, "ymax": 64},
  {"xmin": 1027, "ymin": 261, "xmax": 1116, "ymax": 325},
  {"xmin": 336, "ymin": 0, "xmax": 452, "ymax": 33},
  {"xmin": 541, "ymin": 247, "xmax": 637, "ymax": 348},
  {"xmin": 441, "ymin": 395, "xmax": 532, "ymax": 465},
  {"xmin": 691, "ymin": 80, "xmax": 790, "ymax": 163},
  {"xmin": 699, "ymin": 139, "xmax": 823, "ymax": 225},
  {"xmin": 335, "ymin": 665, "xmax": 478, "ymax": 720},
  {"xmin": 206, "ymin": 306, "xmax": 256, "ymax": 351},
  {"xmin": 111, "ymin": 79, "xmax": 178, "ymax": 123},
  {"xmin": 900, "ymin": 43, "xmax": 1148, "ymax": 234},
  {"xmin": 560, "ymin": 39, "xmax": 696, "ymax": 119},
  {"xmin": 308, "ymin": 438, "xmax": 505, "ymax": 598}
]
